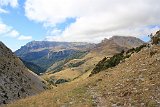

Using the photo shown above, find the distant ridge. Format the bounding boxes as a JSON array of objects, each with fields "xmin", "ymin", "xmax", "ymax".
[{"xmin": 15, "ymin": 41, "xmax": 95, "ymax": 74}]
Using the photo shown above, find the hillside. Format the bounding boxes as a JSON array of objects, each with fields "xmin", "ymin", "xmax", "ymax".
[
  {"xmin": 0, "ymin": 42, "xmax": 48, "ymax": 105},
  {"xmin": 44, "ymin": 36, "xmax": 144, "ymax": 84},
  {"xmin": 15, "ymin": 41, "xmax": 94, "ymax": 74},
  {"xmin": 6, "ymin": 44, "xmax": 160, "ymax": 107}
]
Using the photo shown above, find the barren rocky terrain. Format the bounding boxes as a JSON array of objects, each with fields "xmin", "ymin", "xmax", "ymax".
[{"xmin": 0, "ymin": 42, "xmax": 48, "ymax": 105}]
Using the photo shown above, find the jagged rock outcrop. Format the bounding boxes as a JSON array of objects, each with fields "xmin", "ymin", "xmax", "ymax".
[
  {"xmin": 150, "ymin": 30, "xmax": 160, "ymax": 45},
  {"xmin": 0, "ymin": 41, "xmax": 47, "ymax": 105}
]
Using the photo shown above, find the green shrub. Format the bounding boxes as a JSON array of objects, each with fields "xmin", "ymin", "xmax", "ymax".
[
  {"xmin": 90, "ymin": 44, "xmax": 146, "ymax": 76},
  {"xmin": 135, "ymin": 44, "xmax": 146, "ymax": 53},
  {"xmin": 68, "ymin": 60, "xmax": 85, "ymax": 68},
  {"xmin": 55, "ymin": 79, "xmax": 69, "ymax": 84},
  {"xmin": 91, "ymin": 51, "xmax": 124, "ymax": 75}
]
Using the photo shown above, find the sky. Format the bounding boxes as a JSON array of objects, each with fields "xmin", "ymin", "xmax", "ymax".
[{"xmin": 0, "ymin": 0, "xmax": 160, "ymax": 51}]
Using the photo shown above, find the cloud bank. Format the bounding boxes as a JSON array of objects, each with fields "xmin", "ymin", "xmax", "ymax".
[{"xmin": 25, "ymin": 0, "xmax": 160, "ymax": 42}]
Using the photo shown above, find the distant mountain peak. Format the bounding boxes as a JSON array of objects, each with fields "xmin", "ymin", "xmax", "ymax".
[{"xmin": 109, "ymin": 36, "xmax": 144, "ymax": 48}]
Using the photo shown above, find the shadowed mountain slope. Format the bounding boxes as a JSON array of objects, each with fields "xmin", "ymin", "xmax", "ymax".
[{"xmin": 0, "ymin": 41, "xmax": 47, "ymax": 105}]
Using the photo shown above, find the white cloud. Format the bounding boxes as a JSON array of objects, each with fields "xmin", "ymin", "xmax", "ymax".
[
  {"xmin": 0, "ymin": 8, "xmax": 8, "ymax": 13},
  {"xmin": 25, "ymin": 0, "xmax": 160, "ymax": 42},
  {"xmin": 50, "ymin": 29, "xmax": 62, "ymax": 35},
  {"xmin": 0, "ymin": 22, "xmax": 19, "ymax": 38},
  {"xmin": 0, "ymin": 0, "xmax": 19, "ymax": 13},
  {"xmin": 18, "ymin": 35, "xmax": 32, "ymax": 40},
  {"xmin": 0, "ymin": 0, "xmax": 19, "ymax": 8},
  {"xmin": 0, "ymin": 21, "xmax": 32, "ymax": 40},
  {"xmin": 9, "ymin": 30, "xmax": 19, "ymax": 37},
  {"xmin": 0, "ymin": 22, "xmax": 11, "ymax": 35}
]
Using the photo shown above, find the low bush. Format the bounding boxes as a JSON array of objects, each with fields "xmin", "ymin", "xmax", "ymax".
[{"xmin": 90, "ymin": 44, "xmax": 146, "ymax": 76}]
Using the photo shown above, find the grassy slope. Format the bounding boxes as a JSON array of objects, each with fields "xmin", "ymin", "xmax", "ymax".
[
  {"xmin": 6, "ymin": 46, "xmax": 160, "ymax": 107},
  {"xmin": 42, "ymin": 52, "xmax": 104, "ymax": 83},
  {"xmin": 42, "ymin": 38, "xmax": 127, "ymax": 85},
  {"xmin": 42, "ymin": 68, "xmax": 81, "ymax": 81}
]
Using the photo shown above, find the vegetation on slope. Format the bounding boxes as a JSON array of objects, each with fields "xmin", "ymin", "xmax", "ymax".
[
  {"xmin": 26, "ymin": 50, "xmax": 84, "ymax": 71},
  {"xmin": 67, "ymin": 60, "xmax": 85, "ymax": 68},
  {"xmin": 16, "ymin": 49, "xmax": 88, "ymax": 74},
  {"xmin": 20, "ymin": 59, "xmax": 45, "ymax": 75},
  {"xmin": 90, "ymin": 44, "xmax": 146, "ymax": 76},
  {"xmin": 46, "ymin": 51, "xmax": 88, "ymax": 73}
]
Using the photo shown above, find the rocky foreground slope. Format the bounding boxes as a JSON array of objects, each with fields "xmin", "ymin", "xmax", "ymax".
[{"xmin": 0, "ymin": 42, "xmax": 47, "ymax": 105}]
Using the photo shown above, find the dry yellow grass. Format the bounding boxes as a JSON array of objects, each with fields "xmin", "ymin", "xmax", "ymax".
[
  {"xmin": 43, "ymin": 68, "xmax": 81, "ymax": 81},
  {"xmin": 5, "ymin": 70, "xmax": 95, "ymax": 107},
  {"xmin": 6, "ymin": 46, "xmax": 160, "ymax": 107},
  {"xmin": 42, "ymin": 52, "xmax": 104, "ymax": 83},
  {"xmin": 43, "ymin": 40, "xmax": 121, "ymax": 84}
]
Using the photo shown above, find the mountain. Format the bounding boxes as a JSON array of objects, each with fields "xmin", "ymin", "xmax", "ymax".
[
  {"xmin": 44, "ymin": 36, "xmax": 144, "ymax": 85},
  {"xmin": 6, "ymin": 43, "xmax": 160, "ymax": 107},
  {"xmin": 15, "ymin": 41, "xmax": 93, "ymax": 56},
  {"xmin": 92, "ymin": 36, "xmax": 144, "ymax": 55},
  {"xmin": 109, "ymin": 36, "xmax": 144, "ymax": 48},
  {"xmin": 15, "ymin": 41, "xmax": 94, "ymax": 74},
  {"xmin": 0, "ymin": 42, "xmax": 47, "ymax": 105}
]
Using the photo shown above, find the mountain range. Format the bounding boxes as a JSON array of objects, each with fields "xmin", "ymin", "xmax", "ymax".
[
  {"xmin": 15, "ymin": 41, "xmax": 94, "ymax": 74},
  {"xmin": 3, "ymin": 35, "xmax": 160, "ymax": 107},
  {"xmin": 15, "ymin": 36, "xmax": 144, "ymax": 76},
  {"xmin": 0, "ymin": 35, "xmax": 147, "ymax": 106}
]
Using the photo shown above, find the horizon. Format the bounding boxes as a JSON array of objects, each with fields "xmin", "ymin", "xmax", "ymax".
[
  {"xmin": 1, "ymin": 35, "xmax": 149, "ymax": 52},
  {"xmin": 0, "ymin": 0, "xmax": 160, "ymax": 51}
]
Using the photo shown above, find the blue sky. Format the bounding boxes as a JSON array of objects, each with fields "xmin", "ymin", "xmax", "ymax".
[
  {"xmin": 0, "ymin": 0, "xmax": 160, "ymax": 51},
  {"xmin": 0, "ymin": 0, "xmax": 45, "ymax": 51},
  {"xmin": 0, "ymin": 0, "xmax": 76, "ymax": 51}
]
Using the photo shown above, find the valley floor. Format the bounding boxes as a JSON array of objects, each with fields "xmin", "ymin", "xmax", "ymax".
[{"xmin": 4, "ymin": 46, "xmax": 160, "ymax": 107}]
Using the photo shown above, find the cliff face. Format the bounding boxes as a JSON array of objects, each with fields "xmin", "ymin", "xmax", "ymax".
[{"xmin": 0, "ymin": 42, "xmax": 47, "ymax": 105}]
